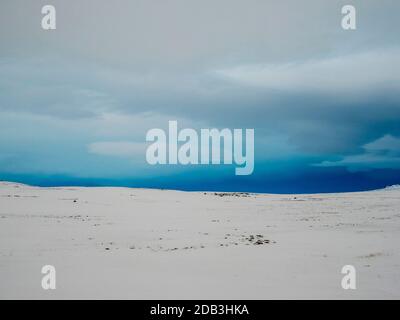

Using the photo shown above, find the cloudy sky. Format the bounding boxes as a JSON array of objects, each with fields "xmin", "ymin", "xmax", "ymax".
[{"xmin": 1, "ymin": 0, "xmax": 399, "ymax": 192}]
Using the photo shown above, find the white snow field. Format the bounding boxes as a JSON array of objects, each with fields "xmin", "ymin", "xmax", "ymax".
[{"xmin": 0, "ymin": 181, "xmax": 399, "ymax": 299}]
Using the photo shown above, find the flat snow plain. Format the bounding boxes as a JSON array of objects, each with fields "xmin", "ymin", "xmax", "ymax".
[{"xmin": 0, "ymin": 182, "xmax": 399, "ymax": 299}]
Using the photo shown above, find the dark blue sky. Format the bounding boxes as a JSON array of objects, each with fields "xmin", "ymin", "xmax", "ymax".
[{"xmin": 0, "ymin": 0, "xmax": 399, "ymax": 193}]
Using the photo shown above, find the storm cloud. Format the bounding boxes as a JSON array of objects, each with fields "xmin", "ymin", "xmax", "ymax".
[{"xmin": 0, "ymin": 0, "xmax": 399, "ymax": 191}]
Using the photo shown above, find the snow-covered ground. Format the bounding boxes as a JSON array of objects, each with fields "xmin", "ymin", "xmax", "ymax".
[{"xmin": 0, "ymin": 181, "xmax": 399, "ymax": 299}]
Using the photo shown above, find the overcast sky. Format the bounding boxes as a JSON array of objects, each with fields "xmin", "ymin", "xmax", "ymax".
[{"xmin": 0, "ymin": 0, "xmax": 399, "ymax": 192}]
